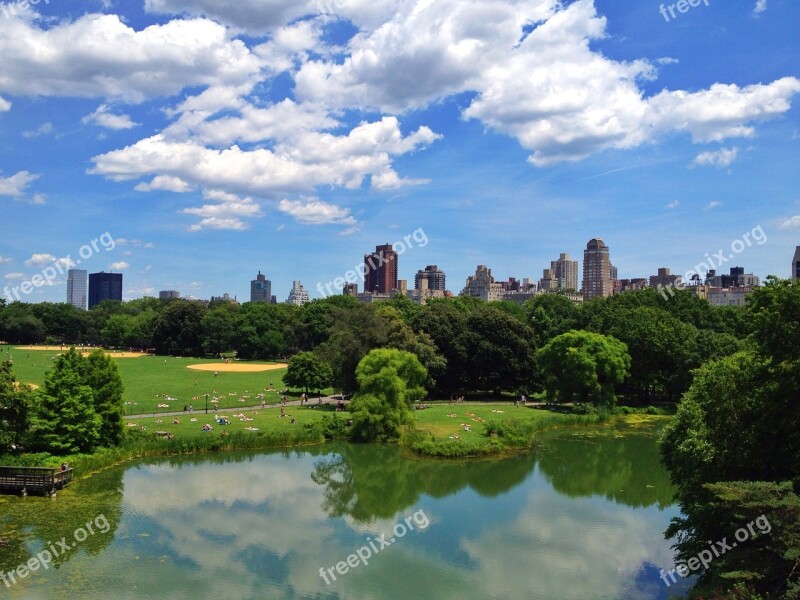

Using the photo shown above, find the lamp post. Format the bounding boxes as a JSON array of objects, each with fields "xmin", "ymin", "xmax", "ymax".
[{"xmin": 205, "ymin": 393, "xmax": 209, "ymax": 414}]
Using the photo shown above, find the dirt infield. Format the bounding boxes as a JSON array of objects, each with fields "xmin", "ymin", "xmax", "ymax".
[
  {"xmin": 13, "ymin": 346, "xmax": 146, "ymax": 358},
  {"xmin": 187, "ymin": 362, "xmax": 288, "ymax": 373}
]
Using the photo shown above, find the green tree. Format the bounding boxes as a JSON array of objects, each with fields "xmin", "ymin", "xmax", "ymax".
[
  {"xmin": 0, "ymin": 361, "xmax": 31, "ymax": 450},
  {"xmin": 283, "ymin": 351, "xmax": 333, "ymax": 394},
  {"xmin": 537, "ymin": 330, "xmax": 630, "ymax": 408},
  {"xmin": 81, "ymin": 350, "xmax": 125, "ymax": 447},
  {"xmin": 660, "ymin": 279, "xmax": 800, "ymax": 598},
  {"xmin": 151, "ymin": 300, "xmax": 207, "ymax": 356},
  {"xmin": 33, "ymin": 362, "xmax": 101, "ymax": 454},
  {"xmin": 348, "ymin": 348, "xmax": 427, "ymax": 442},
  {"xmin": 524, "ymin": 293, "xmax": 580, "ymax": 348}
]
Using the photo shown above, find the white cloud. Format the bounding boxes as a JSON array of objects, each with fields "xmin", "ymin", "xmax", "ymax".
[
  {"xmin": 754, "ymin": 0, "xmax": 767, "ymax": 15},
  {"xmin": 92, "ymin": 117, "xmax": 439, "ymax": 199},
  {"xmin": 656, "ymin": 57, "xmax": 679, "ymax": 65},
  {"xmin": 109, "ymin": 261, "xmax": 130, "ymax": 270},
  {"xmin": 666, "ymin": 200, "xmax": 679, "ymax": 209},
  {"xmin": 0, "ymin": 97, "xmax": 10, "ymax": 111},
  {"xmin": 24, "ymin": 253, "xmax": 57, "ymax": 267},
  {"xmin": 277, "ymin": 198, "xmax": 358, "ymax": 227},
  {"xmin": 83, "ymin": 104, "xmax": 139, "ymax": 130},
  {"xmin": 705, "ymin": 200, "xmax": 722, "ymax": 211},
  {"xmin": 0, "ymin": 171, "xmax": 39, "ymax": 197},
  {"xmin": 23, "ymin": 122, "xmax": 53, "ymax": 138},
  {"xmin": 3, "ymin": 273, "xmax": 26, "ymax": 280},
  {"xmin": 135, "ymin": 175, "xmax": 194, "ymax": 193},
  {"xmin": 187, "ymin": 217, "xmax": 249, "ymax": 232},
  {"xmin": 294, "ymin": 0, "xmax": 800, "ymax": 166},
  {"xmin": 0, "ymin": 256, "xmax": 12, "ymax": 264},
  {"xmin": 691, "ymin": 147, "xmax": 739, "ymax": 168},
  {"xmin": 54, "ymin": 257, "xmax": 76, "ymax": 269},
  {"xmin": 779, "ymin": 216, "xmax": 800, "ymax": 229},
  {"xmin": 0, "ymin": 14, "xmax": 262, "ymax": 103}
]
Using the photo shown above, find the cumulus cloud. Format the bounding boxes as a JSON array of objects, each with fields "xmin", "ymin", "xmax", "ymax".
[
  {"xmin": 705, "ymin": 200, "xmax": 722, "ymax": 211},
  {"xmin": 754, "ymin": 0, "xmax": 767, "ymax": 15},
  {"xmin": 779, "ymin": 216, "xmax": 800, "ymax": 229},
  {"xmin": 0, "ymin": 256, "xmax": 12, "ymax": 264},
  {"xmin": 0, "ymin": 97, "xmax": 10, "ymax": 111},
  {"xmin": 0, "ymin": 171, "xmax": 39, "ymax": 197},
  {"xmin": 83, "ymin": 105, "xmax": 139, "ymax": 130},
  {"xmin": 691, "ymin": 147, "xmax": 739, "ymax": 168},
  {"xmin": 181, "ymin": 193, "xmax": 263, "ymax": 231},
  {"xmin": 277, "ymin": 198, "xmax": 358, "ymax": 227},
  {"xmin": 667, "ymin": 200, "xmax": 679, "ymax": 209},
  {"xmin": 294, "ymin": 0, "xmax": 800, "ymax": 166},
  {"xmin": 0, "ymin": 14, "xmax": 261, "ymax": 102},
  {"xmin": 135, "ymin": 175, "xmax": 194, "ymax": 193},
  {"xmin": 24, "ymin": 253, "xmax": 57, "ymax": 267},
  {"xmin": 91, "ymin": 117, "xmax": 440, "ymax": 202},
  {"xmin": 109, "ymin": 261, "xmax": 130, "ymax": 270}
]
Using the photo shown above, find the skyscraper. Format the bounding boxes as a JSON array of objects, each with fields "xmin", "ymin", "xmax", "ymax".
[
  {"xmin": 250, "ymin": 271, "xmax": 272, "ymax": 303},
  {"xmin": 159, "ymin": 290, "xmax": 181, "ymax": 300},
  {"xmin": 793, "ymin": 246, "xmax": 800, "ymax": 281},
  {"xmin": 415, "ymin": 265, "xmax": 446, "ymax": 292},
  {"xmin": 551, "ymin": 253, "xmax": 579, "ymax": 291},
  {"xmin": 582, "ymin": 238, "xmax": 612, "ymax": 301},
  {"xmin": 66, "ymin": 269, "xmax": 88, "ymax": 310},
  {"xmin": 364, "ymin": 244, "xmax": 398, "ymax": 294},
  {"xmin": 88, "ymin": 272, "xmax": 122, "ymax": 308},
  {"xmin": 286, "ymin": 281, "xmax": 310, "ymax": 306}
]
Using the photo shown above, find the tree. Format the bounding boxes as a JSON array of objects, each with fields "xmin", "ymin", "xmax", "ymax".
[
  {"xmin": 81, "ymin": 350, "xmax": 125, "ymax": 447},
  {"xmin": 537, "ymin": 330, "xmax": 630, "ymax": 408},
  {"xmin": 33, "ymin": 353, "xmax": 102, "ymax": 454},
  {"xmin": 348, "ymin": 349, "xmax": 427, "ymax": 442},
  {"xmin": 0, "ymin": 360, "xmax": 31, "ymax": 450},
  {"xmin": 524, "ymin": 293, "xmax": 580, "ymax": 348},
  {"xmin": 151, "ymin": 300, "xmax": 207, "ymax": 356},
  {"xmin": 659, "ymin": 279, "xmax": 800, "ymax": 598},
  {"xmin": 283, "ymin": 352, "xmax": 333, "ymax": 394}
]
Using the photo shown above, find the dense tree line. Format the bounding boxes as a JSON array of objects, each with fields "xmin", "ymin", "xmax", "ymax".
[
  {"xmin": 660, "ymin": 278, "xmax": 800, "ymax": 599},
  {"xmin": 1, "ymin": 286, "xmax": 748, "ymax": 401}
]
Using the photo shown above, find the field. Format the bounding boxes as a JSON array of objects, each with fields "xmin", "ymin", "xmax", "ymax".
[
  {"xmin": 1, "ymin": 345, "xmax": 293, "ymax": 415},
  {"xmin": 128, "ymin": 403, "xmax": 348, "ymax": 438}
]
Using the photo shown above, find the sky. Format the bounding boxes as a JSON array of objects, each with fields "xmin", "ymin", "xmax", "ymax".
[{"xmin": 0, "ymin": 0, "xmax": 798, "ymax": 303}]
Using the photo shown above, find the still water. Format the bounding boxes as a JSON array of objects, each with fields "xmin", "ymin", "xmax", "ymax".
[{"xmin": 0, "ymin": 423, "xmax": 692, "ymax": 599}]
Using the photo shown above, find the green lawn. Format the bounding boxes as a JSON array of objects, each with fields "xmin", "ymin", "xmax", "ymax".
[
  {"xmin": 1, "ymin": 345, "xmax": 292, "ymax": 415},
  {"xmin": 412, "ymin": 403, "xmax": 539, "ymax": 444},
  {"xmin": 129, "ymin": 404, "xmax": 348, "ymax": 438}
]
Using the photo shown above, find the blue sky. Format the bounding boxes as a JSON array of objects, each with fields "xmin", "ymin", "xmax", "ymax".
[{"xmin": 0, "ymin": 0, "xmax": 798, "ymax": 303}]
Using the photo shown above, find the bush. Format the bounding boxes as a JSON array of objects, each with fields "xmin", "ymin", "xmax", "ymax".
[{"xmin": 572, "ymin": 402, "xmax": 599, "ymax": 415}]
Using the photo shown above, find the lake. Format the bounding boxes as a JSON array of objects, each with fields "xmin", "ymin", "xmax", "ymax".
[{"xmin": 0, "ymin": 421, "xmax": 693, "ymax": 599}]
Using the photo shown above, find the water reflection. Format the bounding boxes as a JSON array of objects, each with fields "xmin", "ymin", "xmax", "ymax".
[{"xmin": 0, "ymin": 425, "xmax": 685, "ymax": 600}]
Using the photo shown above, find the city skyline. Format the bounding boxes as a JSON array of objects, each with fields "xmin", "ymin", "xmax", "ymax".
[{"xmin": 0, "ymin": 1, "xmax": 798, "ymax": 303}]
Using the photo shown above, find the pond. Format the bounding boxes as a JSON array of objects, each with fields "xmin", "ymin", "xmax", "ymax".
[{"xmin": 0, "ymin": 422, "xmax": 692, "ymax": 599}]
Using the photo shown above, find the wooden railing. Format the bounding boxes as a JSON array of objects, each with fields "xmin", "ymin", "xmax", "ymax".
[{"xmin": 0, "ymin": 467, "xmax": 74, "ymax": 495}]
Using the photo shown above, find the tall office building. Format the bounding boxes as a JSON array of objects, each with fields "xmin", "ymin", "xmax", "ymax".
[
  {"xmin": 364, "ymin": 244, "xmax": 398, "ymax": 294},
  {"xmin": 551, "ymin": 253, "xmax": 579, "ymax": 291},
  {"xmin": 66, "ymin": 269, "xmax": 88, "ymax": 310},
  {"xmin": 415, "ymin": 265, "xmax": 446, "ymax": 292},
  {"xmin": 88, "ymin": 272, "xmax": 122, "ymax": 308},
  {"xmin": 286, "ymin": 281, "xmax": 310, "ymax": 306},
  {"xmin": 250, "ymin": 271, "xmax": 272, "ymax": 303},
  {"xmin": 793, "ymin": 246, "xmax": 800, "ymax": 281},
  {"xmin": 159, "ymin": 290, "xmax": 181, "ymax": 300},
  {"xmin": 582, "ymin": 238, "xmax": 613, "ymax": 301}
]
